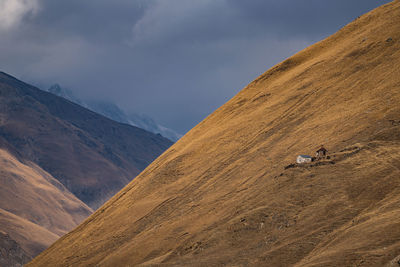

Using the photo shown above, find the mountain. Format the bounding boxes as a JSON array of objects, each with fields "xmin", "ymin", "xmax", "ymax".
[
  {"xmin": 127, "ymin": 112, "xmax": 183, "ymax": 142},
  {"xmin": 0, "ymin": 146, "xmax": 92, "ymax": 265},
  {"xmin": 0, "ymin": 231, "xmax": 31, "ymax": 267},
  {"xmin": 0, "ymin": 72, "xmax": 173, "ymax": 209},
  {"xmin": 84, "ymin": 101, "xmax": 131, "ymax": 124},
  {"xmin": 28, "ymin": 1, "xmax": 400, "ymax": 266},
  {"xmin": 48, "ymin": 84, "xmax": 83, "ymax": 105},
  {"xmin": 0, "ymin": 73, "xmax": 172, "ymax": 265},
  {"xmin": 47, "ymin": 84, "xmax": 182, "ymax": 141}
]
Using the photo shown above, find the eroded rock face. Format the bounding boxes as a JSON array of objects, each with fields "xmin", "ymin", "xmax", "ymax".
[{"xmin": 0, "ymin": 232, "xmax": 31, "ymax": 267}]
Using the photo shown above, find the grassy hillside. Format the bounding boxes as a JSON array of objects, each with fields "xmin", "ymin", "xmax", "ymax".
[
  {"xmin": 29, "ymin": 1, "xmax": 400, "ymax": 266},
  {"xmin": 0, "ymin": 148, "xmax": 92, "ymax": 264}
]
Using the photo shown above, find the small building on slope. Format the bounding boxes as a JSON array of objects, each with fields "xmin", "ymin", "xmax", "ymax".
[{"xmin": 296, "ymin": 155, "xmax": 313, "ymax": 164}]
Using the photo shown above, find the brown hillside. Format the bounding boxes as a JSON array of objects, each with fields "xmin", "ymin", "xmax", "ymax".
[
  {"xmin": 0, "ymin": 148, "xmax": 92, "ymax": 265},
  {"xmin": 0, "ymin": 231, "xmax": 31, "ymax": 267},
  {"xmin": 0, "ymin": 73, "xmax": 173, "ymax": 209},
  {"xmin": 29, "ymin": 1, "xmax": 400, "ymax": 266}
]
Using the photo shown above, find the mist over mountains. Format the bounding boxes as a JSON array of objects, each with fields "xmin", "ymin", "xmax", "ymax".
[
  {"xmin": 0, "ymin": 72, "xmax": 173, "ymax": 265},
  {"xmin": 48, "ymin": 84, "xmax": 182, "ymax": 142},
  {"xmin": 29, "ymin": 2, "xmax": 400, "ymax": 266},
  {"xmin": 0, "ymin": 1, "xmax": 398, "ymax": 266}
]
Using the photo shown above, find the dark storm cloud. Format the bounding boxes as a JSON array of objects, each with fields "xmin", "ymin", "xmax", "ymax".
[
  {"xmin": 34, "ymin": 0, "xmax": 150, "ymax": 42},
  {"xmin": 0, "ymin": 0, "xmax": 391, "ymax": 133},
  {"xmin": 227, "ymin": 0, "xmax": 387, "ymax": 37}
]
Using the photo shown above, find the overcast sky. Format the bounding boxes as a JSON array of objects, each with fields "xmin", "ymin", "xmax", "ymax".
[{"xmin": 0, "ymin": 0, "xmax": 391, "ymax": 133}]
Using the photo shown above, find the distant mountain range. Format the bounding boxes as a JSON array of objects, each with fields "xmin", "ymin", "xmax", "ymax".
[
  {"xmin": 29, "ymin": 2, "xmax": 400, "ymax": 266},
  {"xmin": 0, "ymin": 72, "xmax": 173, "ymax": 265},
  {"xmin": 48, "ymin": 84, "xmax": 182, "ymax": 142}
]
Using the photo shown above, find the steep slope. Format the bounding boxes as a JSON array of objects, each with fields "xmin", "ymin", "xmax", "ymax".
[
  {"xmin": 0, "ymin": 147, "xmax": 92, "ymax": 265},
  {"xmin": 0, "ymin": 74, "xmax": 173, "ymax": 209},
  {"xmin": 29, "ymin": 1, "xmax": 400, "ymax": 266}
]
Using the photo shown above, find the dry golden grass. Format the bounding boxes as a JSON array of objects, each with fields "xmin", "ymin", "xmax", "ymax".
[
  {"xmin": 0, "ymin": 208, "xmax": 59, "ymax": 257},
  {"xmin": 0, "ymin": 148, "xmax": 92, "ymax": 259},
  {"xmin": 29, "ymin": 1, "xmax": 400, "ymax": 266}
]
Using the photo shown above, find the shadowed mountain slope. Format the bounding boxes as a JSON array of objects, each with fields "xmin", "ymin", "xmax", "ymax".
[
  {"xmin": 47, "ymin": 84, "xmax": 183, "ymax": 142},
  {"xmin": 0, "ymin": 231, "xmax": 31, "ymax": 267},
  {"xmin": 0, "ymin": 147, "xmax": 92, "ymax": 265},
  {"xmin": 29, "ymin": 1, "xmax": 400, "ymax": 266},
  {"xmin": 0, "ymin": 73, "xmax": 173, "ymax": 209}
]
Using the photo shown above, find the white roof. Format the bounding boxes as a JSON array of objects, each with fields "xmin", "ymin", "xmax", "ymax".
[{"xmin": 298, "ymin": 155, "xmax": 312, "ymax": 158}]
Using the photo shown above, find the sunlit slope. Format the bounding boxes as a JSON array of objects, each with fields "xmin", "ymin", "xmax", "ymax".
[
  {"xmin": 0, "ymin": 148, "xmax": 92, "ymax": 262},
  {"xmin": 0, "ymin": 209, "xmax": 59, "ymax": 259},
  {"xmin": 30, "ymin": 1, "xmax": 400, "ymax": 266}
]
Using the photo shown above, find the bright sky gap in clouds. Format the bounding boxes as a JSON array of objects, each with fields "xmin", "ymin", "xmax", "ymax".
[{"xmin": 0, "ymin": 0, "xmax": 391, "ymax": 133}]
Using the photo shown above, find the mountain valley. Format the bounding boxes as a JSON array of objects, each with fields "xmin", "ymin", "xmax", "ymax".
[
  {"xmin": 0, "ymin": 72, "xmax": 173, "ymax": 265},
  {"xmin": 28, "ymin": 1, "xmax": 400, "ymax": 266}
]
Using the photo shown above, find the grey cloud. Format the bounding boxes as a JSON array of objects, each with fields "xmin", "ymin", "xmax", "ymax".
[
  {"xmin": 0, "ymin": 0, "xmax": 391, "ymax": 133},
  {"xmin": 0, "ymin": 0, "xmax": 39, "ymax": 30},
  {"xmin": 227, "ymin": 0, "xmax": 389, "ymax": 38}
]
